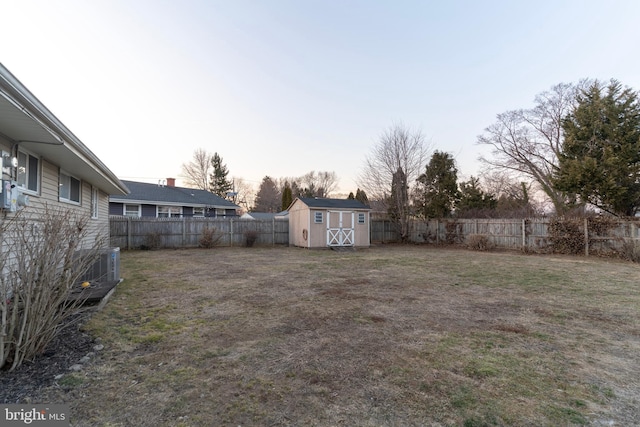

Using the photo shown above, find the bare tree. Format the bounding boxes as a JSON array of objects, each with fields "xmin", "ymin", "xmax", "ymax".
[
  {"xmin": 358, "ymin": 123, "xmax": 430, "ymax": 240},
  {"xmin": 477, "ymin": 82, "xmax": 584, "ymax": 214},
  {"xmin": 180, "ymin": 148, "xmax": 212, "ymax": 190},
  {"xmin": 300, "ymin": 171, "xmax": 339, "ymax": 198},
  {"xmin": 358, "ymin": 123, "xmax": 429, "ymax": 203},
  {"xmin": 230, "ymin": 177, "xmax": 255, "ymax": 214}
]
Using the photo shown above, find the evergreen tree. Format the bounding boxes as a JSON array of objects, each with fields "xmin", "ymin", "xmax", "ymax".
[
  {"xmin": 347, "ymin": 192, "xmax": 355, "ymax": 199},
  {"xmin": 456, "ymin": 177, "xmax": 497, "ymax": 215},
  {"xmin": 209, "ymin": 152, "xmax": 233, "ymax": 197},
  {"xmin": 416, "ymin": 151, "xmax": 459, "ymax": 218},
  {"xmin": 281, "ymin": 183, "xmax": 293, "ymax": 211},
  {"xmin": 554, "ymin": 80, "xmax": 640, "ymax": 216},
  {"xmin": 355, "ymin": 188, "xmax": 369, "ymax": 206},
  {"xmin": 388, "ymin": 167, "xmax": 410, "ymax": 241},
  {"xmin": 254, "ymin": 176, "xmax": 281, "ymax": 212}
]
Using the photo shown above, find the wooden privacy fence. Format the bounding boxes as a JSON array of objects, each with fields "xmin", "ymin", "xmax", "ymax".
[
  {"xmin": 395, "ymin": 218, "xmax": 640, "ymax": 255},
  {"xmin": 110, "ymin": 216, "xmax": 640, "ymax": 255},
  {"xmin": 109, "ymin": 217, "xmax": 289, "ymax": 249}
]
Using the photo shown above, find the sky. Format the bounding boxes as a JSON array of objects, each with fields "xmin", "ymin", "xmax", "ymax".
[{"xmin": 2, "ymin": 0, "xmax": 640, "ymax": 196}]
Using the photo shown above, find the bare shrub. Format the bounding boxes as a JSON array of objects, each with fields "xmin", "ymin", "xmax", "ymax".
[
  {"xmin": 619, "ymin": 239, "xmax": 640, "ymax": 263},
  {"xmin": 467, "ymin": 234, "xmax": 494, "ymax": 251},
  {"xmin": 141, "ymin": 232, "xmax": 161, "ymax": 250},
  {"xmin": 548, "ymin": 218, "xmax": 584, "ymax": 254},
  {"xmin": 244, "ymin": 230, "xmax": 258, "ymax": 247},
  {"xmin": 0, "ymin": 206, "xmax": 103, "ymax": 371},
  {"xmin": 199, "ymin": 227, "xmax": 222, "ymax": 248}
]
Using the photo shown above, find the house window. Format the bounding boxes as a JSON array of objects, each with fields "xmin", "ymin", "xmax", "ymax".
[
  {"xmin": 91, "ymin": 187, "xmax": 99, "ymax": 219},
  {"xmin": 314, "ymin": 211, "xmax": 323, "ymax": 223},
  {"xmin": 192, "ymin": 207, "xmax": 204, "ymax": 218},
  {"xmin": 158, "ymin": 206, "xmax": 182, "ymax": 218},
  {"xmin": 124, "ymin": 204, "xmax": 140, "ymax": 217},
  {"xmin": 59, "ymin": 170, "xmax": 81, "ymax": 204},
  {"xmin": 358, "ymin": 213, "xmax": 366, "ymax": 224},
  {"xmin": 17, "ymin": 150, "xmax": 39, "ymax": 193},
  {"xmin": 215, "ymin": 208, "xmax": 227, "ymax": 217}
]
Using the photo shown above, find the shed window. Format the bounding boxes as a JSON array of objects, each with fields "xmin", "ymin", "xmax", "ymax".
[
  {"xmin": 192, "ymin": 207, "xmax": 204, "ymax": 217},
  {"xmin": 314, "ymin": 211, "xmax": 323, "ymax": 223},
  {"xmin": 59, "ymin": 171, "xmax": 81, "ymax": 204},
  {"xmin": 358, "ymin": 213, "xmax": 366, "ymax": 224}
]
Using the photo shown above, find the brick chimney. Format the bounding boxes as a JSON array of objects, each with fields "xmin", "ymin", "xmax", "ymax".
[{"xmin": 166, "ymin": 177, "xmax": 176, "ymax": 187}]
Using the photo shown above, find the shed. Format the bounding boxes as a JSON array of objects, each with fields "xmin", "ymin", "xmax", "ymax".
[{"xmin": 288, "ymin": 197, "xmax": 371, "ymax": 248}]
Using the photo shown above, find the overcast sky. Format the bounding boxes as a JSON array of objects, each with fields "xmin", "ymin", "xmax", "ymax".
[{"xmin": 3, "ymin": 0, "xmax": 640, "ymax": 194}]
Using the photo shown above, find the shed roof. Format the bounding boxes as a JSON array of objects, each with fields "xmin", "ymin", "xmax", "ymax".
[
  {"xmin": 110, "ymin": 180, "xmax": 239, "ymax": 209},
  {"xmin": 294, "ymin": 197, "xmax": 370, "ymax": 210}
]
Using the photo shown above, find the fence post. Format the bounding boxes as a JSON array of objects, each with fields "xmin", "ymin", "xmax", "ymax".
[
  {"xmin": 230, "ymin": 218, "xmax": 234, "ymax": 247},
  {"xmin": 522, "ymin": 219, "xmax": 526, "ymax": 251},
  {"xmin": 272, "ymin": 218, "xmax": 275, "ymax": 246},
  {"xmin": 584, "ymin": 218, "xmax": 589, "ymax": 256},
  {"xmin": 436, "ymin": 219, "xmax": 439, "ymax": 245},
  {"xmin": 127, "ymin": 216, "xmax": 132, "ymax": 250},
  {"xmin": 182, "ymin": 217, "xmax": 186, "ymax": 247}
]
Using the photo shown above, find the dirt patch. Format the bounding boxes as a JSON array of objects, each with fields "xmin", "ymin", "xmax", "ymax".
[{"xmin": 0, "ymin": 313, "xmax": 96, "ymax": 403}]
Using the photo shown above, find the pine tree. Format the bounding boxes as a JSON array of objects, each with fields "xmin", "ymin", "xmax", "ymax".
[
  {"xmin": 209, "ymin": 152, "xmax": 232, "ymax": 197},
  {"xmin": 416, "ymin": 151, "xmax": 459, "ymax": 218},
  {"xmin": 281, "ymin": 183, "xmax": 293, "ymax": 211},
  {"xmin": 355, "ymin": 188, "xmax": 369, "ymax": 206},
  {"xmin": 555, "ymin": 80, "xmax": 640, "ymax": 216}
]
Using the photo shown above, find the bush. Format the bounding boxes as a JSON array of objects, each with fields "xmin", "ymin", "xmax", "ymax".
[
  {"xmin": 619, "ymin": 239, "xmax": 640, "ymax": 263},
  {"xmin": 244, "ymin": 230, "xmax": 258, "ymax": 247},
  {"xmin": 548, "ymin": 218, "xmax": 584, "ymax": 254},
  {"xmin": 141, "ymin": 231, "xmax": 161, "ymax": 250},
  {"xmin": 466, "ymin": 234, "xmax": 494, "ymax": 251},
  {"xmin": 0, "ymin": 206, "xmax": 102, "ymax": 371},
  {"xmin": 199, "ymin": 227, "xmax": 222, "ymax": 248}
]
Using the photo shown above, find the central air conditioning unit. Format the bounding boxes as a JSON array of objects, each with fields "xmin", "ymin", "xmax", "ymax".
[{"xmin": 77, "ymin": 247, "xmax": 121, "ymax": 282}]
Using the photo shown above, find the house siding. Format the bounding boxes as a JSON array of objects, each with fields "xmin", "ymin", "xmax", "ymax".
[{"xmin": 1, "ymin": 144, "xmax": 112, "ymax": 279}]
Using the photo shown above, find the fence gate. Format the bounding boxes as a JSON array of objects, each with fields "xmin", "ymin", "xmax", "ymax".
[{"xmin": 327, "ymin": 211, "xmax": 354, "ymax": 246}]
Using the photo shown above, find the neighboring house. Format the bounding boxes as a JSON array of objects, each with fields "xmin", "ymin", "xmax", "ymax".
[
  {"xmin": 288, "ymin": 197, "xmax": 371, "ymax": 248},
  {"xmin": 0, "ymin": 63, "xmax": 128, "ymax": 245},
  {"xmin": 241, "ymin": 211, "xmax": 288, "ymax": 220},
  {"xmin": 109, "ymin": 178, "xmax": 239, "ymax": 218}
]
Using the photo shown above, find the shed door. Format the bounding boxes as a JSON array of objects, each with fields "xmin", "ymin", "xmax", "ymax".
[{"xmin": 327, "ymin": 211, "xmax": 354, "ymax": 246}]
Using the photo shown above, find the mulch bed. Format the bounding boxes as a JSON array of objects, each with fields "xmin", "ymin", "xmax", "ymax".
[{"xmin": 0, "ymin": 313, "xmax": 96, "ymax": 404}]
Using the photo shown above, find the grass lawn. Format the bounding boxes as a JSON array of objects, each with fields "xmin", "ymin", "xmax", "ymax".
[{"xmin": 46, "ymin": 245, "xmax": 640, "ymax": 426}]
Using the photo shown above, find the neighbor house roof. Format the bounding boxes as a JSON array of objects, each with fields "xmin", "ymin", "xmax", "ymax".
[
  {"xmin": 292, "ymin": 197, "xmax": 371, "ymax": 210},
  {"xmin": 0, "ymin": 63, "xmax": 128, "ymax": 195},
  {"xmin": 110, "ymin": 180, "xmax": 240, "ymax": 209},
  {"xmin": 241, "ymin": 211, "xmax": 288, "ymax": 220}
]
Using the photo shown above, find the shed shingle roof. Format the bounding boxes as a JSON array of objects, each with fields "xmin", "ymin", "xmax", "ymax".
[
  {"xmin": 110, "ymin": 180, "xmax": 239, "ymax": 208},
  {"xmin": 296, "ymin": 197, "xmax": 370, "ymax": 210}
]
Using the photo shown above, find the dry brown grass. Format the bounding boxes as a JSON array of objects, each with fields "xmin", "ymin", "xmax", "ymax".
[{"xmin": 39, "ymin": 245, "xmax": 640, "ymax": 426}]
